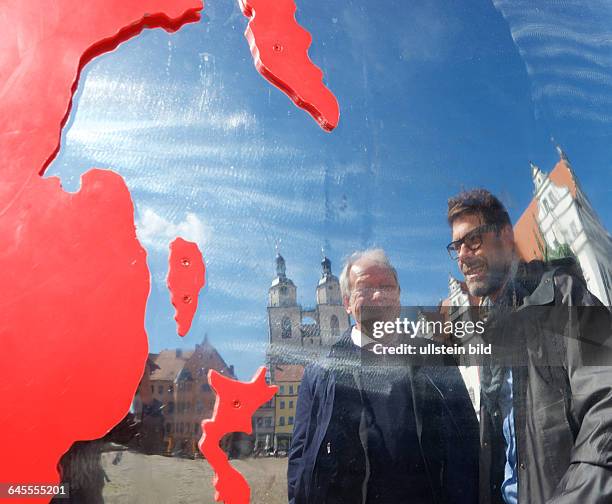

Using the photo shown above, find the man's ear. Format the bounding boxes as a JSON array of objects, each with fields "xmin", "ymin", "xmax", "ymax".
[
  {"xmin": 500, "ymin": 223, "xmax": 515, "ymax": 247},
  {"xmin": 343, "ymin": 295, "xmax": 351, "ymax": 315}
]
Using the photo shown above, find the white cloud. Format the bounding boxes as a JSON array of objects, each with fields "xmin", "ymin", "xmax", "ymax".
[{"xmin": 135, "ymin": 206, "xmax": 210, "ymax": 251}]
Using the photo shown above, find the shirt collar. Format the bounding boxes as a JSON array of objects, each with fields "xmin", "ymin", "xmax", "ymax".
[{"xmin": 350, "ymin": 326, "xmax": 377, "ymax": 348}]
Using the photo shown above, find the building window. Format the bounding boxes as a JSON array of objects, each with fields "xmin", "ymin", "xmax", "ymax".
[
  {"xmin": 166, "ymin": 423, "xmax": 172, "ymax": 433},
  {"xmin": 288, "ymin": 416, "xmax": 294, "ymax": 425},
  {"xmin": 168, "ymin": 385, "xmax": 173, "ymax": 394},
  {"xmin": 549, "ymin": 191, "xmax": 557, "ymax": 205},
  {"xmin": 280, "ymin": 401, "xmax": 285, "ymax": 409},
  {"xmin": 330, "ymin": 314, "xmax": 340, "ymax": 339},
  {"xmin": 167, "ymin": 402, "xmax": 175, "ymax": 414},
  {"xmin": 179, "ymin": 423, "xmax": 184, "ymax": 434},
  {"xmin": 281, "ymin": 316, "xmax": 292, "ymax": 338},
  {"xmin": 151, "ymin": 385, "xmax": 154, "ymax": 394},
  {"xmin": 279, "ymin": 417, "xmax": 285, "ymax": 426},
  {"xmin": 158, "ymin": 385, "xmax": 164, "ymax": 394},
  {"xmin": 265, "ymin": 418, "xmax": 272, "ymax": 427},
  {"xmin": 256, "ymin": 417, "xmax": 263, "ymax": 427},
  {"xmin": 289, "ymin": 385, "xmax": 294, "ymax": 395},
  {"xmin": 570, "ymin": 222, "xmax": 579, "ymax": 239},
  {"xmin": 280, "ymin": 385, "xmax": 285, "ymax": 394},
  {"xmin": 196, "ymin": 400, "xmax": 204, "ymax": 413},
  {"xmin": 543, "ymin": 199, "xmax": 550, "ymax": 213},
  {"xmin": 194, "ymin": 423, "xmax": 199, "ymax": 434},
  {"xmin": 289, "ymin": 400, "xmax": 294, "ymax": 409}
]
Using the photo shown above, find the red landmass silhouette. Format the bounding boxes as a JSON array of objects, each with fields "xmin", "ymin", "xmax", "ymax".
[
  {"xmin": 0, "ymin": 2, "xmax": 204, "ymax": 499},
  {"xmin": 240, "ymin": 0, "xmax": 340, "ymax": 131},
  {"xmin": 199, "ymin": 367, "xmax": 278, "ymax": 504},
  {"xmin": 167, "ymin": 237, "xmax": 206, "ymax": 336},
  {"xmin": 1, "ymin": 0, "xmax": 337, "ymax": 501}
]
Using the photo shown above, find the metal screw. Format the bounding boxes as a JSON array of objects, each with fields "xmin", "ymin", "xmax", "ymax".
[
  {"xmin": 273, "ymin": 43, "xmax": 283, "ymax": 52},
  {"xmin": 183, "ymin": 295, "xmax": 192, "ymax": 304},
  {"xmin": 233, "ymin": 400, "xmax": 241, "ymax": 409},
  {"xmin": 181, "ymin": 258, "xmax": 191, "ymax": 267}
]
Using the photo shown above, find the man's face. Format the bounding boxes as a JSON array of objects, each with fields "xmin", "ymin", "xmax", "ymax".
[
  {"xmin": 451, "ymin": 213, "xmax": 514, "ymax": 298},
  {"xmin": 344, "ymin": 257, "xmax": 400, "ymax": 335}
]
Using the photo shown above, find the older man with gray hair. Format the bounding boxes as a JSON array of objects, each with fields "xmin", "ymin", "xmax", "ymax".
[{"xmin": 288, "ymin": 249, "xmax": 479, "ymax": 504}]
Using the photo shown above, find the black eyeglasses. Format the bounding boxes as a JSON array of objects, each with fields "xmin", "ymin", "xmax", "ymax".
[{"xmin": 446, "ymin": 224, "xmax": 498, "ymax": 259}]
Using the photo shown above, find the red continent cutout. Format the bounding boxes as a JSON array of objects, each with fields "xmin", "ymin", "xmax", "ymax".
[
  {"xmin": 240, "ymin": 0, "xmax": 340, "ymax": 131},
  {"xmin": 199, "ymin": 367, "xmax": 278, "ymax": 504},
  {"xmin": 167, "ymin": 237, "xmax": 206, "ymax": 336}
]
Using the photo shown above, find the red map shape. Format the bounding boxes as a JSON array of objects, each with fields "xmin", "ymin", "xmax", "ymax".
[
  {"xmin": 240, "ymin": 0, "xmax": 340, "ymax": 131},
  {"xmin": 167, "ymin": 237, "xmax": 206, "ymax": 336},
  {"xmin": 199, "ymin": 367, "xmax": 278, "ymax": 504}
]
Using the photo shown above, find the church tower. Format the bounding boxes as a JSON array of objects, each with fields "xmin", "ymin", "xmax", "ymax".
[
  {"xmin": 315, "ymin": 256, "xmax": 350, "ymax": 346},
  {"xmin": 531, "ymin": 160, "xmax": 547, "ymax": 196},
  {"xmin": 268, "ymin": 254, "xmax": 301, "ymax": 347}
]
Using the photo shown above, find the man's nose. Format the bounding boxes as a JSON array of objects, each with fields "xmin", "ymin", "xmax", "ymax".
[
  {"xmin": 457, "ymin": 242, "xmax": 474, "ymax": 262},
  {"xmin": 457, "ymin": 243, "xmax": 474, "ymax": 259},
  {"xmin": 371, "ymin": 289, "xmax": 384, "ymax": 301}
]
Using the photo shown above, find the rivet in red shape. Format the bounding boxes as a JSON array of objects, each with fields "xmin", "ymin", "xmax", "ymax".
[
  {"xmin": 273, "ymin": 42, "xmax": 283, "ymax": 52},
  {"xmin": 181, "ymin": 257, "xmax": 190, "ymax": 267},
  {"xmin": 233, "ymin": 400, "xmax": 241, "ymax": 409},
  {"xmin": 183, "ymin": 295, "xmax": 192, "ymax": 304}
]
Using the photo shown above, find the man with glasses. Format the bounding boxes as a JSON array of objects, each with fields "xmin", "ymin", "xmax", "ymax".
[
  {"xmin": 288, "ymin": 248, "xmax": 479, "ymax": 504},
  {"xmin": 446, "ymin": 189, "xmax": 612, "ymax": 504}
]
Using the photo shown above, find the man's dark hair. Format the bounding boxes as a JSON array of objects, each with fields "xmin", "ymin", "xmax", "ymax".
[{"xmin": 447, "ymin": 188, "xmax": 512, "ymax": 228}]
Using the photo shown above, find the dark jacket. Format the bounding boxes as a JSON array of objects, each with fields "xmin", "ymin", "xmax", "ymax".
[
  {"xmin": 479, "ymin": 259, "xmax": 612, "ymax": 504},
  {"xmin": 288, "ymin": 329, "xmax": 479, "ymax": 504}
]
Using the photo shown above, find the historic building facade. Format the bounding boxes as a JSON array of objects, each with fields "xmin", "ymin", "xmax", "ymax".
[
  {"xmin": 514, "ymin": 147, "xmax": 612, "ymax": 306},
  {"xmin": 252, "ymin": 254, "xmax": 350, "ymax": 452},
  {"xmin": 267, "ymin": 254, "xmax": 350, "ymax": 353},
  {"xmin": 133, "ymin": 336, "xmax": 235, "ymax": 457}
]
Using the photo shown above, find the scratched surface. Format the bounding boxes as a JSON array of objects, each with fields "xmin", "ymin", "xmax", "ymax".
[
  {"xmin": 0, "ymin": 0, "xmax": 204, "ymax": 493},
  {"xmin": 8, "ymin": 0, "xmax": 612, "ymax": 502},
  {"xmin": 1, "ymin": 0, "xmax": 336, "ymax": 500}
]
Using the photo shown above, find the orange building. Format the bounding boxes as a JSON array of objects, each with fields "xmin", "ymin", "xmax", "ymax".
[
  {"xmin": 272, "ymin": 364, "xmax": 304, "ymax": 452},
  {"xmin": 142, "ymin": 335, "xmax": 235, "ymax": 456}
]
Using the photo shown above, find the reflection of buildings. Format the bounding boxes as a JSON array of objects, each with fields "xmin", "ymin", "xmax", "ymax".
[
  {"xmin": 252, "ymin": 396, "xmax": 275, "ymax": 454},
  {"xmin": 447, "ymin": 147, "xmax": 612, "ymax": 308},
  {"xmin": 515, "ymin": 147, "xmax": 612, "ymax": 306},
  {"xmin": 134, "ymin": 336, "xmax": 235, "ymax": 456},
  {"xmin": 252, "ymin": 254, "xmax": 350, "ymax": 452},
  {"xmin": 445, "ymin": 147, "xmax": 612, "ymax": 413},
  {"xmin": 267, "ymin": 254, "xmax": 350, "ymax": 351},
  {"xmin": 273, "ymin": 364, "xmax": 304, "ymax": 451}
]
